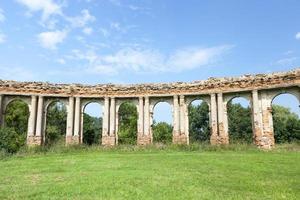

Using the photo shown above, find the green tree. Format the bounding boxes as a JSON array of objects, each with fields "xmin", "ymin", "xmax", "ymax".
[
  {"xmin": 5, "ymin": 100, "xmax": 29, "ymax": 135},
  {"xmin": 152, "ymin": 121, "xmax": 173, "ymax": 144},
  {"xmin": 83, "ymin": 113, "xmax": 102, "ymax": 145},
  {"xmin": 0, "ymin": 127, "xmax": 26, "ymax": 153},
  {"xmin": 45, "ymin": 102, "xmax": 67, "ymax": 145},
  {"xmin": 118, "ymin": 102, "xmax": 138, "ymax": 144},
  {"xmin": 3, "ymin": 100, "xmax": 29, "ymax": 150},
  {"xmin": 227, "ymin": 102, "xmax": 252, "ymax": 143},
  {"xmin": 273, "ymin": 105, "xmax": 300, "ymax": 143},
  {"xmin": 188, "ymin": 101, "xmax": 210, "ymax": 143}
]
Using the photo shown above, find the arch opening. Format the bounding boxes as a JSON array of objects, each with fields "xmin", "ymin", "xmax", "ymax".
[
  {"xmin": 152, "ymin": 102, "xmax": 173, "ymax": 144},
  {"xmin": 45, "ymin": 101, "xmax": 67, "ymax": 146},
  {"xmin": 188, "ymin": 99, "xmax": 210, "ymax": 143},
  {"xmin": 227, "ymin": 97, "xmax": 252, "ymax": 144},
  {"xmin": 118, "ymin": 102, "xmax": 138, "ymax": 145},
  {"xmin": 4, "ymin": 99, "xmax": 29, "ymax": 148},
  {"xmin": 271, "ymin": 93, "xmax": 300, "ymax": 143},
  {"xmin": 82, "ymin": 102, "xmax": 103, "ymax": 145}
]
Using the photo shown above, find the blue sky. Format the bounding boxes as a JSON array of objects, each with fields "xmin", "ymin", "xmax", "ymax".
[{"xmin": 0, "ymin": 0, "xmax": 299, "ymax": 121}]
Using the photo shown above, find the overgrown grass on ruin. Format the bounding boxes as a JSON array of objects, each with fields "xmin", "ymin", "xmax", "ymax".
[{"xmin": 0, "ymin": 143, "xmax": 299, "ymax": 199}]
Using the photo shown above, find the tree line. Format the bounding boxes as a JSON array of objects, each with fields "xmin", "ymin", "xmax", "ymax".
[{"xmin": 0, "ymin": 99, "xmax": 299, "ymax": 153}]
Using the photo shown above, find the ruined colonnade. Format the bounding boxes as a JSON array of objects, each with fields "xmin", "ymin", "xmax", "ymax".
[{"xmin": 0, "ymin": 69, "xmax": 299, "ymax": 149}]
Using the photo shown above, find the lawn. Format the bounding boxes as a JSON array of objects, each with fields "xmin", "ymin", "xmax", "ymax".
[{"xmin": 0, "ymin": 145, "xmax": 299, "ymax": 200}]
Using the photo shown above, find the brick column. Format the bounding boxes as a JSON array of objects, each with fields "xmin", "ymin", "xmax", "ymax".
[
  {"xmin": 102, "ymin": 97, "xmax": 109, "ymax": 136},
  {"xmin": 27, "ymin": 95, "xmax": 38, "ymax": 145},
  {"xmin": 137, "ymin": 97, "xmax": 150, "ymax": 145},
  {"xmin": 172, "ymin": 95, "xmax": 180, "ymax": 140},
  {"xmin": 102, "ymin": 97, "xmax": 116, "ymax": 146},
  {"xmin": 73, "ymin": 97, "xmax": 81, "ymax": 144},
  {"xmin": 210, "ymin": 93, "xmax": 219, "ymax": 145},
  {"xmin": 260, "ymin": 92, "xmax": 275, "ymax": 149},
  {"xmin": 217, "ymin": 93, "xmax": 229, "ymax": 144},
  {"xmin": 138, "ymin": 97, "xmax": 144, "ymax": 136},
  {"xmin": 0, "ymin": 94, "xmax": 3, "ymax": 127},
  {"xmin": 34, "ymin": 96, "xmax": 44, "ymax": 145},
  {"xmin": 144, "ymin": 96, "xmax": 153, "ymax": 144},
  {"xmin": 252, "ymin": 90, "xmax": 263, "ymax": 147},
  {"xmin": 66, "ymin": 97, "xmax": 75, "ymax": 145},
  {"xmin": 173, "ymin": 95, "xmax": 188, "ymax": 144}
]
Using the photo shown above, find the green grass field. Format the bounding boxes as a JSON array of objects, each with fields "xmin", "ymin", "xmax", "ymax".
[{"xmin": 0, "ymin": 144, "xmax": 299, "ymax": 200}]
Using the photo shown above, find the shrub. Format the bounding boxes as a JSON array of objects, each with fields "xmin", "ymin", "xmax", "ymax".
[{"xmin": 0, "ymin": 127, "xmax": 26, "ymax": 153}]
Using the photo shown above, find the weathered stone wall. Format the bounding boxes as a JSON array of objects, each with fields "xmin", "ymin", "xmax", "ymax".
[
  {"xmin": 0, "ymin": 69, "xmax": 299, "ymax": 97},
  {"xmin": 0, "ymin": 69, "xmax": 299, "ymax": 149}
]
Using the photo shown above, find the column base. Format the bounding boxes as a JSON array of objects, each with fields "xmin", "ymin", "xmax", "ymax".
[
  {"xmin": 218, "ymin": 135, "xmax": 229, "ymax": 145},
  {"xmin": 210, "ymin": 134, "xmax": 219, "ymax": 145},
  {"xmin": 27, "ymin": 136, "xmax": 42, "ymax": 146},
  {"xmin": 102, "ymin": 135, "xmax": 116, "ymax": 146},
  {"xmin": 66, "ymin": 135, "xmax": 80, "ymax": 145},
  {"xmin": 254, "ymin": 134, "xmax": 274, "ymax": 150},
  {"xmin": 173, "ymin": 134, "xmax": 188, "ymax": 145},
  {"xmin": 137, "ymin": 135, "xmax": 151, "ymax": 145}
]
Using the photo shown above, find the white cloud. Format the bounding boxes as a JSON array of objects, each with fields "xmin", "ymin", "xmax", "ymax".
[
  {"xmin": 37, "ymin": 29, "xmax": 68, "ymax": 49},
  {"xmin": 0, "ymin": 8, "xmax": 5, "ymax": 23},
  {"xmin": 66, "ymin": 9, "xmax": 95, "ymax": 28},
  {"xmin": 99, "ymin": 28, "xmax": 110, "ymax": 37},
  {"xmin": 0, "ymin": 66, "xmax": 35, "ymax": 81},
  {"xmin": 83, "ymin": 27, "xmax": 93, "ymax": 35},
  {"xmin": 0, "ymin": 33, "xmax": 6, "ymax": 43},
  {"xmin": 166, "ymin": 46, "xmax": 232, "ymax": 72},
  {"xmin": 16, "ymin": 0, "xmax": 62, "ymax": 21},
  {"xmin": 67, "ymin": 45, "xmax": 233, "ymax": 75},
  {"xmin": 56, "ymin": 58, "xmax": 66, "ymax": 64},
  {"xmin": 296, "ymin": 32, "xmax": 300, "ymax": 40},
  {"xmin": 275, "ymin": 57, "xmax": 298, "ymax": 66}
]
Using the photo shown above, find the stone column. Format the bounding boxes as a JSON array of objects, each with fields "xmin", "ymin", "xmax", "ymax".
[
  {"xmin": 73, "ymin": 97, "xmax": 81, "ymax": 144},
  {"xmin": 173, "ymin": 95, "xmax": 188, "ymax": 144},
  {"xmin": 138, "ymin": 97, "xmax": 144, "ymax": 136},
  {"xmin": 210, "ymin": 93, "xmax": 219, "ymax": 145},
  {"xmin": 27, "ymin": 95, "xmax": 37, "ymax": 145},
  {"xmin": 217, "ymin": 93, "xmax": 229, "ymax": 144},
  {"xmin": 142, "ymin": 96, "xmax": 152, "ymax": 144},
  {"xmin": 102, "ymin": 97, "xmax": 109, "ymax": 136},
  {"xmin": 109, "ymin": 97, "xmax": 116, "ymax": 136},
  {"xmin": 260, "ymin": 92, "xmax": 275, "ymax": 149},
  {"xmin": 179, "ymin": 95, "xmax": 185, "ymax": 135},
  {"xmin": 137, "ymin": 97, "xmax": 150, "ymax": 145},
  {"xmin": 0, "ymin": 94, "xmax": 3, "ymax": 127},
  {"xmin": 184, "ymin": 99, "xmax": 189, "ymax": 144},
  {"xmin": 172, "ymin": 95, "xmax": 180, "ymax": 136},
  {"xmin": 66, "ymin": 97, "xmax": 74, "ymax": 145},
  {"xmin": 252, "ymin": 90, "xmax": 263, "ymax": 146},
  {"xmin": 35, "ymin": 96, "xmax": 44, "ymax": 145},
  {"xmin": 102, "ymin": 97, "xmax": 116, "ymax": 146}
]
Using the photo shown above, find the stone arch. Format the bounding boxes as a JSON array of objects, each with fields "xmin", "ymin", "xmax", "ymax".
[
  {"xmin": 224, "ymin": 93, "xmax": 252, "ymax": 106},
  {"xmin": 225, "ymin": 94, "xmax": 253, "ymax": 143},
  {"xmin": 2, "ymin": 96, "xmax": 31, "ymax": 117},
  {"xmin": 43, "ymin": 98, "xmax": 68, "ymax": 145},
  {"xmin": 186, "ymin": 96, "xmax": 211, "ymax": 143},
  {"xmin": 116, "ymin": 99, "xmax": 138, "ymax": 144},
  {"xmin": 150, "ymin": 97, "xmax": 173, "ymax": 144},
  {"xmin": 80, "ymin": 99, "xmax": 103, "ymax": 145},
  {"xmin": 3, "ymin": 97, "xmax": 30, "ymax": 139},
  {"xmin": 270, "ymin": 88, "xmax": 300, "ymax": 105},
  {"xmin": 270, "ymin": 91, "xmax": 300, "ymax": 143}
]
